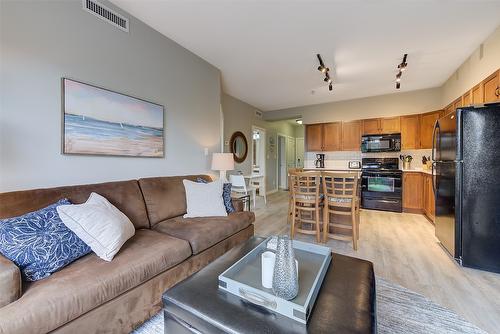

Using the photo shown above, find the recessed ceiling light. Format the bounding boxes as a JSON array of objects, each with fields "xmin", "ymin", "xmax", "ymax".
[{"xmin": 296, "ymin": 119, "xmax": 303, "ymax": 124}]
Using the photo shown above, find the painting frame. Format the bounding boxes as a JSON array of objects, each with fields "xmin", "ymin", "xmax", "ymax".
[{"xmin": 61, "ymin": 77, "xmax": 165, "ymax": 158}]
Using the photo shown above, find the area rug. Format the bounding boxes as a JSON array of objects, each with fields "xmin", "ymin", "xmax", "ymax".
[{"xmin": 132, "ymin": 277, "xmax": 487, "ymax": 334}]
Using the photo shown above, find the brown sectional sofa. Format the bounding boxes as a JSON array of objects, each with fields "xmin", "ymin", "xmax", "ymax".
[{"xmin": 0, "ymin": 175, "xmax": 255, "ymax": 334}]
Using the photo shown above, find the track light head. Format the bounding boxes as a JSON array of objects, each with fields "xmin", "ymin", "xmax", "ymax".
[
  {"xmin": 396, "ymin": 82, "xmax": 401, "ymax": 89},
  {"xmin": 329, "ymin": 84, "xmax": 333, "ymax": 91},
  {"xmin": 317, "ymin": 65, "xmax": 325, "ymax": 73}
]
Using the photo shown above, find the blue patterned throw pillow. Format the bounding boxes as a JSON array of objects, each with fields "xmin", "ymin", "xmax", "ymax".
[
  {"xmin": 196, "ymin": 178, "xmax": 235, "ymax": 213},
  {"xmin": 0, "ymin": 199, "xmax": 92, "ymax": 281}
]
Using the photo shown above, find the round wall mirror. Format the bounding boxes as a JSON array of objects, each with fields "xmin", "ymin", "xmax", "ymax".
[{"xmin": 230, "ymin": 131, "xmax": 248, "ymax": 163}]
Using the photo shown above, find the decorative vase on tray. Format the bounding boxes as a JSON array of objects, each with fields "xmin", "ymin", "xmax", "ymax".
[{"xmin": 272, "ymin": 235, "xmax": 299, "ymax": 300}]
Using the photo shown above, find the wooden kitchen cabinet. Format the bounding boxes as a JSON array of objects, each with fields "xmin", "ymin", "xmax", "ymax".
[
  {"xmin": 362, "ymin": 117, "xmax": 400, "ymax": 135},
  {"xmin": 400, "ymin": 114, "xmax": 420, "ymax": 149},
  {"xmin": 403, "ymin": 172, "xmax": 423, "ymax": 212},
  {"xmin": 442, "ymin": 103, "xmax": 453, "ymax": 117},
  {"xmin": 362, "ymin": 118, "xmax": 380, "ymax": 135},
  {"xmin": 341, "ymin": 120, "xmax": 361, "ymax": 151},
  {"xmin": 482, "ymin": 70, "xmax": 500, "ymax": 103},
  {"xmin": 453, "ymin": 98, "xmax": 462, "ymax": 111},
  {"xmin": 471, "ymin": 84, "xmax": 482, "ymax": 104},
  {"xmin": 380, "ymin": 117, "xmax": 401, "ymax": 134},
  {"xmin": 322, "ymin": 122, "xmax": 342, "ymax": 151},
  {"xmin": 305, "ymin": 124, "xmax": 323, "ymax": 151},
  {"xmin": 419, "ymin": 111, "xmax": 441, "ymax": 149},
  {"xmin": 423, "ymin": 173, "xmax": 435, "ymax": 223},
  {"xmin": 462, "ymin": 90, "xmax": 471, "ymax": 107}
]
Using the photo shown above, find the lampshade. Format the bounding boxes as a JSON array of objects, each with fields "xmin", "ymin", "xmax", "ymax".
[{"xmin": 211, "ymin": 153, "xmax": 234, "ymax": 171}]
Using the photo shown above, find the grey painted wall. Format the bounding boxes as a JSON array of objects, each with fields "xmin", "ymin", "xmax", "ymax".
[
  {"xmin": 0, "ymin": 0, "xmax": 221, "ymax": 192},
  {"xmin": 222, "ymin": 93, "xmax": 299, "ymax": 192}
]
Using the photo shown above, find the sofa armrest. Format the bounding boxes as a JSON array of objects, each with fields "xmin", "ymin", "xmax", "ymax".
[
  {"xmin": 231, "ymin": 198, "xmax": 244, "ymax": 212},
  {"xmin": 0, "ymin": 254, "xmax": 21, "ymax": 308}
]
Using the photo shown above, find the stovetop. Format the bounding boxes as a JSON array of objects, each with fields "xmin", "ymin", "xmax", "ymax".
[{"xmin": 361, "ymin": 158, "xmax": 400, "ymax": 171}]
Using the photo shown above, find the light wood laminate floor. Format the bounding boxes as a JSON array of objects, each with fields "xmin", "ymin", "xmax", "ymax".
[{"xmin": 253, "ymin": 191, "xmax": 500, "ymax": 334}]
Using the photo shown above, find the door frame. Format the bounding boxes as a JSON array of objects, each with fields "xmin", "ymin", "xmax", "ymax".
[
  {"xmin": 251, "ymin": 125, "xmax": 266, "ymax": 177},
  {"xmin": 276, "ymin": 133, "xmax": 295, "ymax": 190},
  {"xmin": 295, "ymin": 137, "xmax": 304, "ymax": 168}
]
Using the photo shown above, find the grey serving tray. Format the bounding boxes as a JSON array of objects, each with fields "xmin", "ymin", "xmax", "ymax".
[{"xmin": 218, "ymin": 237, "xmax": 332, "ymax": 324}]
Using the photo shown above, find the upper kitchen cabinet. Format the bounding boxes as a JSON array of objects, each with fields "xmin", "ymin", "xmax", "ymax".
[
  {"xmin": 419, "ymin": 111, "xmax": 441, "ymax": 149},
  {"xmin": 400, "ymin": 114, "xmax": 420, "ymax": 149},
  {"xmin": 305, "ymin": 123, "xmax": 323, "ymax": 151},
  {"xmin": 362, "ymin": 118, "xmax": 380, "ymax": 135},
  {"xmin": 305, "ymin": 122, "xmax": 342, "ymax": 151},
  {"xmin": 471, "ymin": 84, "xmax": 482, "ymax": 104},
  {"xmin": 442, "ymin": 103, "xmax": 453, "ymax": 117},
  {"xmin": 362, "ymin": 117, "xmax": 400, "ymax": 135},
  {"xmin": 322, "ymin": 122, "xmax": 342, "ymax": 151},
  {"xmin": 462, "ymin": 90, "xmax": 471, "ymax": 107},
  {"xmin": 453, "ymin": 97, "xmax": 462, "ymax": 111},
  {"xmin": 482, "ymin": 70, "xmax": 500, "ymax": 103},
  {"xmin": 380, "ymin": 117, "xmax": 401, "ymax": 134},
  {"xmin": 342, "ymin": 120, "xmax": 362, "ymax": 151}
]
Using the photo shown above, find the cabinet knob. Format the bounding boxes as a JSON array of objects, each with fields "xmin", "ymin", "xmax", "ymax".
[{"xmin": 496, "ymin": 87, "xmax": 500, "ymax": 97}]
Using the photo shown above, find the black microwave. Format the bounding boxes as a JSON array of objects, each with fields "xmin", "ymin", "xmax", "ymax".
[{"xmin": 361, "ymin": 133, "xmax": 401, "ymax": 153}]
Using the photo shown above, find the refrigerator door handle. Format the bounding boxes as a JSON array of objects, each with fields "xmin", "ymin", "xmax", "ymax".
[
  {"xmin": 431, "ymin": 162, "xmax": 437, "ymax": 194},
  {"xmin": 431, "ymin": 120, "xmax": 440, "ymax": 162}
]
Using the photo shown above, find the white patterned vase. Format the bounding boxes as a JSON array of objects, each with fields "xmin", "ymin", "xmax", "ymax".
[{"xmin": 272, "ymin": 235, "xmax": 299, "ymax": 300}]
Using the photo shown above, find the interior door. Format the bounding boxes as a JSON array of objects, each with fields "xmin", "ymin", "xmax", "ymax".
[{"xmin": 295, "ymin": 138, "xmax": 304, "ymax": 168}]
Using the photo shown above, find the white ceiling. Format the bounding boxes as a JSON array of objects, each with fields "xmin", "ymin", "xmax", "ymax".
[{"xmin": 110, "ymin": 0, "xmax": 500, "ymax": 111}]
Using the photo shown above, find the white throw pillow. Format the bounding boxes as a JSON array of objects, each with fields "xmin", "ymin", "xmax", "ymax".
[
  {"xmin": 56, "ymin": 192, "xmax": 135, "ymax": 261},
  {"xmin": 183, "ymin": 179, "xmax": 228, "ymax": 218}
]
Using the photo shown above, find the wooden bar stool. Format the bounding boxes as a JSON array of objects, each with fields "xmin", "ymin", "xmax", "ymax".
[
  {"xmin": 322, "ymin": 172, "xmax": 360, "ymax": 250},
  {"xmin": 290, "ymin": 171, "xmax": 322, "ymax": 243}
]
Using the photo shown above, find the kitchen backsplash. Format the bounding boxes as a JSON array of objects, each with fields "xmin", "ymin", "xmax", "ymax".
[{"xmin": 304, "ymin": 149, "xmax": 432, "ymax": 170}]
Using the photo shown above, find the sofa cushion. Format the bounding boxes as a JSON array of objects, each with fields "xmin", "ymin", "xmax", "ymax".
[
  {"xmin": 153, "ymin": 211, "xmax": 255, "ymax": 254},
  {"xmin": 138, "ymin": 175, "xmax": 212, "ymax": 226},
  {"xmin": 57, "ymin": 193, "xmax": 136, "ymax": 261},
  {"xmin": 0, "ymin": 180, "xmax": 150, "ymax": 230},
  {"xmin": 0, "ymin": 229, "xmax": 191, "ymax": 334},
  {"xmin": 0, "ymin": 254, "xmax": 21, "ymax": 308},
  {"xmin": 0, "ymin": 199, "xmax": 92, "ymax": 281}
]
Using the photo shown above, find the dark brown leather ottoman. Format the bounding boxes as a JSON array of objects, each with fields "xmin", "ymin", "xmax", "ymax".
[{"xmin": 162, "ymin": 237, "xmax": 376, "ymax": 333}]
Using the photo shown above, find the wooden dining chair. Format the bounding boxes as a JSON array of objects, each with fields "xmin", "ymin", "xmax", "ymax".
[
  {"xmin": 290, "ymin": 171, "xmax": 322, "ymax": 243},
  {"xmin": 322, "ymin": 172, "xmax": 360, "ymax": 250},
  {"xmin": 287, "ymin": 168, "xmax": 303, "ymax": 224}
]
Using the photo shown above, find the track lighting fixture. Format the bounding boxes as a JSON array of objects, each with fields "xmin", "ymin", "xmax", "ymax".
[
  {"xmin": 316, "ymin": 54, "xmax": 333, "ymax": 92},
  {"xmin": 395, "ymin": 54, "xmax": 408, "ymax": 89}
]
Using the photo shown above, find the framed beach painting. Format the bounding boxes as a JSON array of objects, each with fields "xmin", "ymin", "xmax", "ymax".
[{"xmin": 62, "ymin": 78, "xmax": 164, "ymax": 157}]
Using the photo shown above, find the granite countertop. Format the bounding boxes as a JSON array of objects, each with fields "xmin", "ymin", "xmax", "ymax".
[{"xmin": 402, "ymin": 168, "xmax": 433, "ymax": 175}]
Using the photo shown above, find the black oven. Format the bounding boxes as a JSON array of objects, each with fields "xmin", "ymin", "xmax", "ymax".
[
  {"xmin": 361, "ymin": 158, "xmax": 402, "ymax": 212},
  {"xmin": 361, "ymin": 133, "xmax": 401, "ymax": 153}
]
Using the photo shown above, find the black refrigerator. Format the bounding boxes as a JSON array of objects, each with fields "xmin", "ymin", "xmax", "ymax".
[{"xmin": 433, "ymin": 102, "xmax": 500, "ymax": 273}]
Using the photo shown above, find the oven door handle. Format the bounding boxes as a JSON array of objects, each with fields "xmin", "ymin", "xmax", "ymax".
[{"xmin": 377, "ymin": 199, "xmax": 400, "ymax": 204}]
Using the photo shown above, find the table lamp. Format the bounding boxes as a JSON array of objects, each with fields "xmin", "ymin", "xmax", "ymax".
[{"xmin": 211, "ymin": 153, "xmax": 234, "ymax": 182}]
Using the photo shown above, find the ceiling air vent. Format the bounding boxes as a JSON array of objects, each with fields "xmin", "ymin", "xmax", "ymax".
[{"xmin": 82, "ymin": 0, "xmax": 129, "ymax": 32}]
